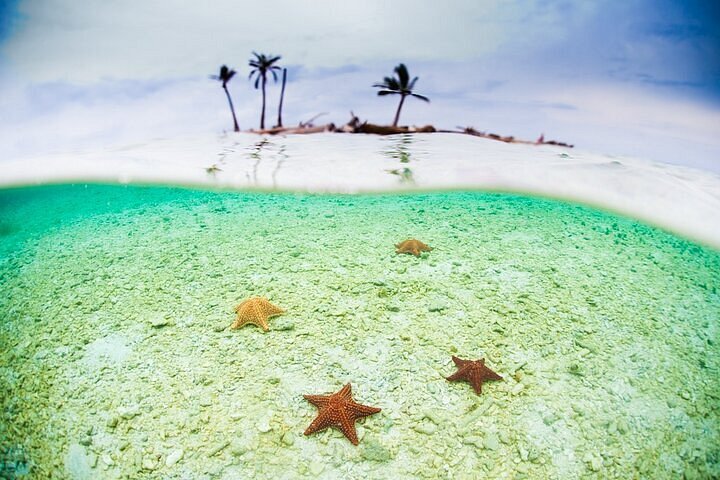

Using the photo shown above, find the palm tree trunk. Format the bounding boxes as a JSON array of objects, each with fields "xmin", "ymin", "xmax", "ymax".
[
  {"xmin": 223, "ymin": 85, "xmax": 240, "ymax": 132},
  {"xmin": 260, "ymin": 75, "xmax": 267, "ymax": 130},
  {"xmin": 276, "ymin": 68, "xmax": 287, "ymax": 128},
  {"xmin": 393, "ymin": 94, "xmax": 406, "ymax": 127}
]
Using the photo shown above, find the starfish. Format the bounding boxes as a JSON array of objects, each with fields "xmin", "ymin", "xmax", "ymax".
[
  {"xmin": 446, "ymin": 356, "xmax": 503, "ymax": 395},
  {"xmin": 231, "ymin": 297, "xmax": 284, "ymax": 331},
  {"xmin": 395, "ymin": 238, "xmax": 433, "ymax": 257},
  {"xmin": 303, "ymin": 383, "xmax": 381, "ymax": 445}
]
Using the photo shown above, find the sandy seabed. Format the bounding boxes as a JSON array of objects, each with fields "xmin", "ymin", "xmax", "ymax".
[{"xmin": 0, "ymin": 184, "xmax": 718, "ymax": 479}]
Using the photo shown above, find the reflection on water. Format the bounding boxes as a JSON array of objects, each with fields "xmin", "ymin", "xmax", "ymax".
[
  {"xmin": 381, "ymin": 134, "xmax": 427, "ymax": 184},
  {"xmin": 382, "ymin": 133, "xmax": 415, "ymax": 163},
  {"xmin": 245, "ymin": 138, "xmax": 288, "ymax": 186},
  {"xmin": 248, "ymin": 138, "xmax": 270, "ymax": 183},
  {"xmin": 272, "ymin": 144, "xmax": 288, "ymax": 188},
  {"xmin": 386, "ymin": 167, "xmax": 414, "ymax": 183},
  {"xmin": 217, "ymin": 141, "xmax": 241, "ymax": 164},
  {"xmin": 205, "ymin": 137, "xmax": 289, "ymax": 185}
]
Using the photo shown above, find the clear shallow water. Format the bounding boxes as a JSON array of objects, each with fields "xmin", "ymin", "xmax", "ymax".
[{"xmin": 0, "ymin": 184, "xmax": 718, "ymax": 479}]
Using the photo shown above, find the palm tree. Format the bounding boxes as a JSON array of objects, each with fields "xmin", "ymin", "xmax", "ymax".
[
  {"xmin": 275, "ymin": 68, "xmax": 287, "ymax": 128},
  {"xmin": 210, "ymin": 65, "xmax": 240, "ymax": 132},
  {"xmin": 373, "ymin": 63, "xmax": 429, "ymax": 127},
  {"xmin": 248, "ymin": 52, "xmax": 282, "ymax": 130}
]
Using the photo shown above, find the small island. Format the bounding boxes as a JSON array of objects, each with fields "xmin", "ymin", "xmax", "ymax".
[{"xmin": 212, "ymin": 57, "xmax": 573, "ymax": 148}]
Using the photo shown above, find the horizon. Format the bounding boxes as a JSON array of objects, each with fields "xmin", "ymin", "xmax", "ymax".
[{"xmin": 1, "ymin": 0, "xmax": 719, "ymax": 171}]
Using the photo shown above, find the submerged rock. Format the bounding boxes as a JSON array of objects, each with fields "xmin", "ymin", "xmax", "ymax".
[
  {"xmin": 428, "ymin": 300, "xmax": 447, "ymax": 312},
  {"xmin": 361, "ymin": 440, "xmax": 393, "ymax": 462},
  {"xmin": 308, "ymin": 461, "xmax": 324, "ymax": 475},
  {"xmin": 64, "ymin": 444, "xmax": 93, "ymax": 480},
  {"xmin": 150, "ymin": 315, "xmax": 171, "ymax": 328},
  {"xmin": 413, "ymin": 421, "xmax": 437, "ymax": 435},
  {"xmin": 165, "ymin": 449, "xmax": 183, "ymax": 467},
  {"xmin": 483, "ymin": 432, "xmax": 500, "ymax": 451},
  {"xmin": 118, "ymin": 404, "xmax": 140, "ymax": 420}
]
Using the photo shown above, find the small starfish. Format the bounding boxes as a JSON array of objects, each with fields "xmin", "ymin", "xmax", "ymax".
[
  {"xmin": 231, "ymin": 297, "xmax": 284, "ymax": 332},
  {"xmin": 303, "ymin": 383, "xmax": 381, "ymax": 445},
  {"xmin": 446, "ymin": 356, "xmax": 503, "ymax": 395},
  {"xmin": 395, "ymin": 238, "xmax": 433, "ymax": 257}
]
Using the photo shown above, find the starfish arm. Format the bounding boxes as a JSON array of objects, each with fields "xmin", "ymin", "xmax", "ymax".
[
  {"xmin": 336, "ymin": 409, "xmax": 359, "ymax": 445},
  {"xmin": 337, "ymin": 383, "xmax": 353, "ymax": 400},
  {"xmin": 348, "ymin": 402, "xmax": 382, "ymax": 418},
  {"xmin": 230, "ymin": 318, "xmax": 241, "ymax": 329},
  {"xmin": 303, "ymin": 394, "xmax": 331, "ymax": 408},
  {"xmin": 485, "ymin": 370, "xmax": 503, "ymax": 381},
  {"xmin": 304, "ymin": 408, "xmax": 333, "ymax": 436},
  {"xmin": 446, "ymin": 370, "xmax": 467, "ymax": 382},
  {"xmin": 451, "ymin": 356, "xmax": 468, "ymax": 367},
  {"xmin": 467, "ymin": 371, "xmax": 485, "ymax": 394},
  {"xmin": 447, "ymin": 363, "xmax": 472, "ymax": 381}
]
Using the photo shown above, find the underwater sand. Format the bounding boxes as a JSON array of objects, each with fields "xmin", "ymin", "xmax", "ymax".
[{"xmin": 0, "ymin": 184, "xmax": 719, "ymax": 479}]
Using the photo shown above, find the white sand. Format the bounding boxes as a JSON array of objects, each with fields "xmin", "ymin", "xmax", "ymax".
[{"xmin": 1, "ymin": 132, "xmax": 719, "ymax": 248}]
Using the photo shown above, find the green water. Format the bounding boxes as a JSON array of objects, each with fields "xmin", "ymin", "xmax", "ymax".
[{"xmin": 1, "ymin": 184, "xmax": 718, "ymax": 479}]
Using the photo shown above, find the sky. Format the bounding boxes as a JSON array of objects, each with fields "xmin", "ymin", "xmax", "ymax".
[{"xmin": 1, "ymin": 0, "xmax": 719, "ymax": 171}]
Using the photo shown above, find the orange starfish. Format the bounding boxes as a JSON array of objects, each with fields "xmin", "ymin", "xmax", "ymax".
[
  {"xmin": 303, "ymin": 383, "xmax": 381, "ymax": 445},
  {"xmin": 446, "ymin": 356, "xmax": 503, "ymax": 395},
  {"xmin": 231, "ymin": 297, "xmax": 284, "ymax": 331},
  {"xmin": 395, "ymin": 238, "xmax": 433, "ymax": 257}
]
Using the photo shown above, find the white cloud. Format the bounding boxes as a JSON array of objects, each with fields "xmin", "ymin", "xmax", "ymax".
[
  {"xmin": 2, "ymin": 0, "xmax": 597, "ymax": 82},
  {"xmin": 1, "ymin": 60, "xmax": 719, "ymax": 173}
]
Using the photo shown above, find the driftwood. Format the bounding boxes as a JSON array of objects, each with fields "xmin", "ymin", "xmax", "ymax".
[
  {"xmin": 251, "ymin": 124, "xmax": 336, "ymax": 135},
  {"xmin": 298, "ymin": 112, "xmax": 329, "ymax": 128},
  {"xmin": 246, "ymin": 114, "xmax": 572, "ymax": 148},
  {"xmin": 354, "ymin": 123, "xmax": 436, "ymax": 135},
  {"xmin": 451, "ymin": 126, "xmax": 573, "ymax": 148},
  {"xmin": 341, "ymin": 112, "xmax": 436, "ymax": 135}
]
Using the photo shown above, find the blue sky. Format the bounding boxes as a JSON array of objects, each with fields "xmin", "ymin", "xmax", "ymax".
[{"xmin": 1, "ymin": 0, "xmax": 719, "ymax": 171}]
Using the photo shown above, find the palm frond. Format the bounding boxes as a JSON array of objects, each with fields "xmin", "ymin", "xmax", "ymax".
[
  {"xmin": 395, "ymin": 64, "xmax": 409, "ymax": 88},
  {"xmin": 377, "ymin": 90, "xmax": 399, "ymax": 96},
  {"xmin": 411, "ymin": 93, "xmax": 430, "ymax": 102}
]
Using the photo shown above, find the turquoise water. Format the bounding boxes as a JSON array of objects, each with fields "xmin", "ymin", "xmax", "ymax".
[{"xmin": 1, "ymin": 184, "xmax": 718, "ymax": 479}]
